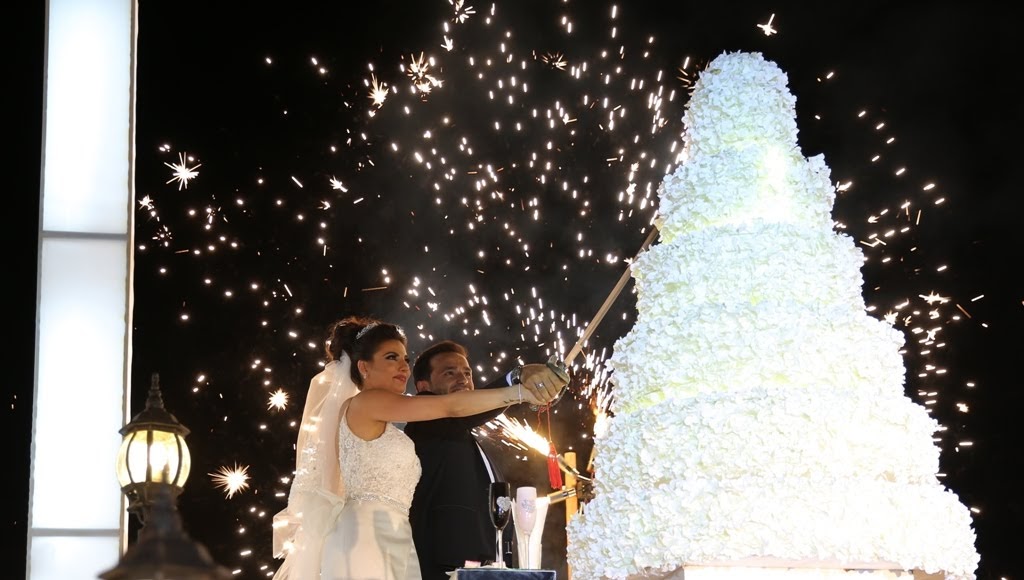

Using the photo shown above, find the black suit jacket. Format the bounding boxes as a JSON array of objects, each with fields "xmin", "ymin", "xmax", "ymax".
[{"xmin": 404, "ymin": 376, "xmax": 517, "ymax": 580}]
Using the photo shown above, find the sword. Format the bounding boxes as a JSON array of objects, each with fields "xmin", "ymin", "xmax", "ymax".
[{"xmin": 538, "ymin": 225, "xmax": 660, "ymax": 407}]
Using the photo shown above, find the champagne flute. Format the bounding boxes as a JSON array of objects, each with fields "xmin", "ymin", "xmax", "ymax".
[
  {"xmin": 488, "ymin": 482, "xmax": 512, "ymax": 567},
  {"xmin": 514, "ymin": 486, "xmax": 537, "ymax": 568}
]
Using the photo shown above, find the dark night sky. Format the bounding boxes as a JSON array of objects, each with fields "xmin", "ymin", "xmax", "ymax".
[{"xmin": 14, "ymin": 1, "xmax": 1023, "ymax": 579}]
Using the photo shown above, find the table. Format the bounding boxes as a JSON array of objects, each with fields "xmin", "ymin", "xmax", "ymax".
[{"xmin": 454, "ymin": 568, "xmax": 556, "ymax": 580}]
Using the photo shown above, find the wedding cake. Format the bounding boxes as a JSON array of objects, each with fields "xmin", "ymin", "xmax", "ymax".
[{"xmin": 566, "ymin": 52, "xmax": 979, "ymax": 580}]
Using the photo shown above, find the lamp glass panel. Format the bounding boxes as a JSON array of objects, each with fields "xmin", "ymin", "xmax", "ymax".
[
  {"xmin": 123, "ymin": 430, "xmax": 192, "ymax": 486},
  {"xmin": 176, "ymin": 436, "xmax": 193, "ymax": 484},
  {"xmin": 114, "ymin": 432, "xmax": 134, "ymax": 487}
]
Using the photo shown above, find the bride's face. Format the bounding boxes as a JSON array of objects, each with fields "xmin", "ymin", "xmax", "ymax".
[{"xmin": 362, "ymin": 339, "xmax": 411, "ymax": 393}]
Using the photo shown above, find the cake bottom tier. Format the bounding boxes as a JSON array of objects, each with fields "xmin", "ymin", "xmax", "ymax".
[{"xmin": 566, "ymin": 478, "xmax": 977, "ymax": 580}]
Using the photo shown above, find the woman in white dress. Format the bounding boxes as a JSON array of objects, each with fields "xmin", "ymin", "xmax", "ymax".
[{"xmin": 272, "ymin": 316, "xmax": 560, "ymax": 580}]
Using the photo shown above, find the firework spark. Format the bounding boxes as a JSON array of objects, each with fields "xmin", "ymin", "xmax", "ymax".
[
  {"xmin": 368, "ymin": 73, "xmax": 389, "ymax": 108},
  {"xmin": 330, "ymin": 177, "xmax": 348, "ymax": 191},
  {"xmin": 539, "ymin": 52, "xmax": 568, "ymax": 70},
  {"xmin": 482, "ymin": 414, "xmax": 550, "ymax": 456},
  {"xmin": 268, "ymin": 389, "xmax": 288, "ymax": 410},
  {"xmin": 404, "ymin": 52, "xmax": 443, "ymax": 94},
  {"xmin": 757, "ymin": 13, "xmax": 778, "ymax": 36},
  {"xmin": 164, "ymin": 151, "xmax": 201, "ymax": 190},
  {"xmin": 210, "ymin": 464, "xmax": 250, "ymax": 499},
  {"xmin": 449, "ymin": 0, "xmax": 475, "ymax": 24}
]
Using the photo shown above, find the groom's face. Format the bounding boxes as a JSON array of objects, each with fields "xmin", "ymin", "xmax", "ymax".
[{"xmin": 421, "ymin": 351, "xmax": 475, "ymax": 395}]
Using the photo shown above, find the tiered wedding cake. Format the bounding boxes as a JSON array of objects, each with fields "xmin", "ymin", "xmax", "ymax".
[{"xmin": 566, "ymin": 52, "xmax": 979, "ymax": 580}]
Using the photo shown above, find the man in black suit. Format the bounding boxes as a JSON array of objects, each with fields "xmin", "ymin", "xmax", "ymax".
[{"xmin": 405, "ymin": 341, "xmax": 568, "ymax": 580}]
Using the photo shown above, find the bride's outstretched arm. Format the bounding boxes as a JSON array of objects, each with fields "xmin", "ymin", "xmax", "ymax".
[{"xmin": 353, "ymin": 381, "xmax": 558, "ymax": 425}]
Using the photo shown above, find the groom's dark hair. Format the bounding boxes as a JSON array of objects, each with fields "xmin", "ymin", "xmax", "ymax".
[{"xmin": 412, "ymin": 340, "xmax": 469, "ymax": 383}]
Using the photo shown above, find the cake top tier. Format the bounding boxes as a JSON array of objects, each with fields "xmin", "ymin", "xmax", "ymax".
[
  {"xmin": 684, "ymin": 51, "xmax": 798, "ymax": 157},
  {"xmin": 655, "ymin": 51, "xmax": 834, "ymax": 236}
]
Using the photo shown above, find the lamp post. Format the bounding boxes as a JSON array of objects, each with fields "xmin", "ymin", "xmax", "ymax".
[
  {"xmin": 115, "ymin": 373, "xmax": 192, "ymax": 524},
  {"xmin": 101, "ymin": 372, "xmax": 230, "ymax": 579},
  {"xmin": 99, "ymin": 485, "xmax": 231, "ymax": 580}
]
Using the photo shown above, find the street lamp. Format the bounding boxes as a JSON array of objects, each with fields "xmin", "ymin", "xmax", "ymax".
[
  {"xmin": 102, "ymin": 372, "xmax": 230, "ymax": 579},
  {"xmin": 115, "ymin": 373, "xmax": 192, "ymax": 523},
  {"xmin": 99, "ymin": 484, "xmax": 231, "ymax": 580}
]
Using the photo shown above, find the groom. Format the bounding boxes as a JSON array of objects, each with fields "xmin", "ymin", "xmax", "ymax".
[{"xmin": 405, "ymin": 340, "xmax": 568, "ymax": 579}]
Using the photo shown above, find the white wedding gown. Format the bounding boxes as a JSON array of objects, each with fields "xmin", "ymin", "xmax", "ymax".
[{"xmin": 320, "ymin": 408, "xmax": 423, "ymax": 580}]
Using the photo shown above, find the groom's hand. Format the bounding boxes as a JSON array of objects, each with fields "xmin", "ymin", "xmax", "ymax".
[{"xmin": 519, "ymin": 363, "xmax": 569, "ymax": 404}]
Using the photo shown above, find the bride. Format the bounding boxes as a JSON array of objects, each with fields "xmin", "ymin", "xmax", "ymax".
[{"xmin": 272, "ymin": 316, "xmax": 561, "ymax": 579}]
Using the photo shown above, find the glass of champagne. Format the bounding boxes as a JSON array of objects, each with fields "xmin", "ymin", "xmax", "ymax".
[
  {"xmin": 514, "ymin": 486, "xmax": 538, "ymax": 568},
  {"xmin": 488, "ymin": 482, "xmax": 512, "ymax": 567}
]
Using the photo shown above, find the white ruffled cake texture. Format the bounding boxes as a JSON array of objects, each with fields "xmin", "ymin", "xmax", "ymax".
[{"xmin": 566, "ymin": 52, "xmax": 979, "ymax": 580}]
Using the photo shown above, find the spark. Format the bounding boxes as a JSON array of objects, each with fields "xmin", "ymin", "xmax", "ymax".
[
  {"xmin": 268, "ymin": 389, "xmax": 288, "ymax": 410},
  {"xmin": 209, "ymin": 464, "xmax": 250, "ymax": 499},
  {"xmin": 921, "ymin": 292, "xmax": 950, "ymax": 305},
  {"xmin": 152, "ymin": 224, "xmax": 172, "ymax": 246},
  {"xmin": 330, "ymin": 177, "xmax": 348, "ymax": 191},
  {"xmin": 539, "ymin": 52, "xmax": 568, "ymax": 70},
  {"xmin": 405, "ymin": 53, "xmax": 443, "ymax": 94},
  {"xmin": 202, "ymin": 205, "xmax": 223, "ymax": 225},
  {"xmin": 676, "ymin": 61, "xmax": 696, "ymax": 87},
  {"xmin": 164, "ymin": 152, "xmax": 201, "ymax": 190},
  {"xmin": 757, "ymin": 13, "xmax": 778, "ymax": 36},
  {"xmin": 482, "ymin": 414, "xmax": 550, "ymax": 455},
  {"xmin": 368, "ymin": 74, "xmax": 389, "ymax": 108},
  {"xmin": 450, "ymin": 0, "xmax": 475, "ymax": 23}
]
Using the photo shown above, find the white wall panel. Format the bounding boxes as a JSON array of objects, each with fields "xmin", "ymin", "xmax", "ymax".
[
  {"xmin": 31, "ymin": 0, "xmax": 136, "ymax": 576},
  {"xmin": 42, "ymin": 0, "xmax": 133, "ymax": 235},
  {"xmin": 33, "ymin": 238, "xmax": 128, "ymax": 529},
  {"xmin": 30, "ymin": 536, "xmax": 121, "ymax": 580}
]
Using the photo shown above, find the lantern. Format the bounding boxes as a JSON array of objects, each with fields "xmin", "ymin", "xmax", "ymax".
[{"xmin": 115, "ymin": 373, "xmax": 191, "ymax": 521}]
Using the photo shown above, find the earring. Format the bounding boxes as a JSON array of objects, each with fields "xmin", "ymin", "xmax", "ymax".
[{"xmin": 361, "ymin": 372, "xmax": 368, "ymax": 379}]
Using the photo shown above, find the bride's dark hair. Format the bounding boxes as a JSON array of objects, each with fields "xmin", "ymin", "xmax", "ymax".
[{"xmin": 325, "ymin": 316, "xmax": 406, "ymax": 386}]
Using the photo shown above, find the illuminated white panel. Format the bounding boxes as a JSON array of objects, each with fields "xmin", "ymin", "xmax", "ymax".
[
  {"xmin": 42, "ymin": 0, "xmax": 133, "ymax": 235},
  {"xmin": 30, "ymin": 536, "xmax": 121, "ymax": 580},
  {"xmin": 32, "ymin": 0, "xmax": 135, "ymax": 576},
  {"xmin": 33, "ymin": 238, "xmax": 128, "ymax": 529}
]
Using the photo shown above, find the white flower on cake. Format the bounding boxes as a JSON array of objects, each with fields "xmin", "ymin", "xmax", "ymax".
[{"xmin": 566, "ymin": 51, "xmax": 979, "ymax": 580}]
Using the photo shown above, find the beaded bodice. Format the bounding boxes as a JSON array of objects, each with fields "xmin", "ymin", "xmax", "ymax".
[{"xmin": 339, "ymin": 411, "xmax": 422, "ymax": 514}]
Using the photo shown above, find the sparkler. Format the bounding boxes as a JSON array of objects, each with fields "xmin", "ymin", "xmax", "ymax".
[
  {"xmin": 484, "ymin": 414, "xmax": 591, "ymax": 482},
  {"xmin": 483, "ymin": 414, "xmax": 549, "ymax": 454}
]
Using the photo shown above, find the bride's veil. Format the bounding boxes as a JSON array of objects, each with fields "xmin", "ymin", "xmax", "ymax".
[{"xmin": 272, "ymin": 355, "xmax": 357, "ymax": 579}]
